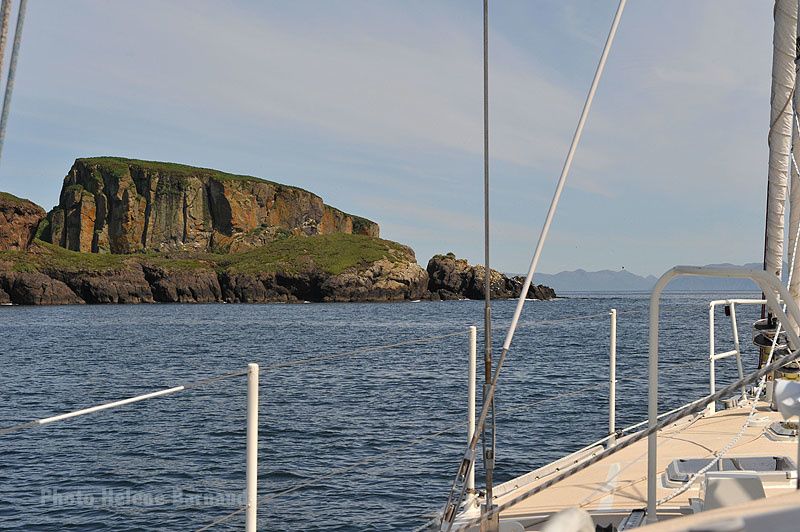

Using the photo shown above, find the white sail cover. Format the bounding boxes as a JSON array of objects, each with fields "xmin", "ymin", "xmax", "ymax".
[
  {"xmin": 790, "ymin": 1, "xmax": 800, "ymax": 303},
  {"xmin": 766, "ymin": 0, "xmax": 797, "ymax": 280}
]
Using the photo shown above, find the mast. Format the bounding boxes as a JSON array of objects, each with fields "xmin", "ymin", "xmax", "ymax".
[
  {"xmin": 480, "ymin": 0, "xmax": 498, "ymax": 530},
  {"xmin": 765, "ymin": 0, "xmax": 797, "ymax": 285},
  {"xmin": 756, "ymin": 0, "xmax": 797, "ymax": 382}
]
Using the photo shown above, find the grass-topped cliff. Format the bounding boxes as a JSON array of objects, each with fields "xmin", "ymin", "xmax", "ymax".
[
  {"xmin": 0, "ymin": 191, "xmax": 32, "ymax": 205},
  {"xmin": 45, "ymin": 157, "xmax": 380, "ymax": 254},
  {"xmin": 215, "ymin": 233, "xmax": 412, "ymax": 275}
]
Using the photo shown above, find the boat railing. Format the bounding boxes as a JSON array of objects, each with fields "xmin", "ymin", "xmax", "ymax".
[
  {"xmin": 646, "ymin": 266, "xmax": 800, "ymax": 523},
  {"xmin": 453, "ymin": 267, "xmax": 800, "ymax": 530},
  {"xmin": 707, "ymin": 298, "xmax": 766, "ymax": 412}
]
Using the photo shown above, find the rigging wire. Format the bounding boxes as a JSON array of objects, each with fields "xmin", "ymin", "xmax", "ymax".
[
  {"xmin": 264, "ymin": 330, "xmax": 466, "ymax": 371},
  {"xmin": 480, "ymin": 0, "xmax": 498, "ymax": 520},
  {"xmin": 438, "ymin": 1, "xmax": 629, "ymax": 528},
  {"xmin": 0, "ymin": 0, "xmax": 25, "ymax": 166},
  {"xmin": 0, "ymin": 331, "xmax": 469, "ymax": 437}
]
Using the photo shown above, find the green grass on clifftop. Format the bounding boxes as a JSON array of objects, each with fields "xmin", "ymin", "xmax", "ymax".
[
  {"xmin": 0, "ymin": 234, "xmax": 410, "ymax": 276},
  {"xmin": 219, "ymin": 233, "xmax": 409, "ymax": 275},
  {"xmin": 0, "ymin": 191, "xmax": 35, "ymax": 206},
  {"xmin": 1, "ymin": 241, "xmax": 131, "ymax": 272},
  {"xmin": 78, "ymin": 157, "xmax": 307, "ymax": 191}
]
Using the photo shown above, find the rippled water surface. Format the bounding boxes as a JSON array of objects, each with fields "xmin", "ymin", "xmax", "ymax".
[{"xmin": 0, "ymin": 292, "xmax": 764, "ymax": 530}]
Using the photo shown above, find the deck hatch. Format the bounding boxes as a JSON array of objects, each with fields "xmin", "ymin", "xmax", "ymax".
[{"xmin": 666, "ymin": 456, "xmax": 796, "ymax": 484}]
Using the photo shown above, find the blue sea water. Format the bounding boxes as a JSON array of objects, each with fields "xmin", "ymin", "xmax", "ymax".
[{"xmin": 0, "ymin": 292, "xmax": 765, "ymax": 531}]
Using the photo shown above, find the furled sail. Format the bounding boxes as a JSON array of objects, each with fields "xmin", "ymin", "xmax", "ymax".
[
  {"xmin": 789, "ymin": 1, "xmax": 800, "ymax": 304},
  {"xmin": 765, "ymin": 0, "xmax": 797, "ymax": 281}
]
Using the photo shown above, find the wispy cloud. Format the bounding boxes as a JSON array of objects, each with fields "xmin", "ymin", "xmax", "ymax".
[
  {"xmin": 0, "ymin": 0, "xmax": 778, "ymax": 275},
  {"xmin": 20, "ymin": 1, "xmax": 599, "ymax": 169}
]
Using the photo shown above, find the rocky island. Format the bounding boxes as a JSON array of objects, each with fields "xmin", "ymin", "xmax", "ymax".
[
  {"xmin": 0, "ymin": 157, "xmax": 555, "ymax": 305},
  {"xmin": 427, "ymin": 253, "xmax": 556, "ymax": 301}
]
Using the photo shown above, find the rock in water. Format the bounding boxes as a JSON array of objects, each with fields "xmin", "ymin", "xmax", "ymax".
[
  {"xmin": 426, "ymin": 252, "xmax": 475, "ymax": 298},
  {"xmin": 46, "ymin": 158, "xmax": 379, "ymax": 254},
  {"xmin": 0, "ymin": 192, "xmax": 45, "ymax": 251},
  {"xmin": 426, "ymin": 252, "xmax": 505, "ymax": 299},
  {"xmin": 426, "ymin": 253, "xmax": 556, "ymax": 300},
  {"xmin": 511, "ymin": 276, "xmax": 556, "ymax": 300}
]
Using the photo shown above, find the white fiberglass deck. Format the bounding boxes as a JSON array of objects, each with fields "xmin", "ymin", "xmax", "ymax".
[{"xmin": 489, "ymin": 402, "xmax": 796, "ymax": 530}]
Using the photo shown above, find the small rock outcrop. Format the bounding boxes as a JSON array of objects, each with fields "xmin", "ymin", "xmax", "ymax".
[
  {"xmin": 426, "ymin": 253, "xmax": 555, "ymax": 300},
  {"xmin": 509, "ymin": 275, "xmax": 556, "ymax": 300},
  {"xmin": 0, "ymin": 192, "xmax": 45, "ymax": 251},
  {"xmin": 45, "ymin": 157, "xmax": 379, "ymax": 254}
]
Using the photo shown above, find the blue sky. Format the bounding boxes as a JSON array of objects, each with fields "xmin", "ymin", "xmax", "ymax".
[{"xmin": 0, "ymin": 1, "xmax": 775, "ymax": 276}]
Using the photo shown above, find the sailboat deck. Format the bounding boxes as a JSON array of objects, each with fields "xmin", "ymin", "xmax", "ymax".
[{"xmin": 492, "ymin": 402, "xmax": 796, "ymax": 529}]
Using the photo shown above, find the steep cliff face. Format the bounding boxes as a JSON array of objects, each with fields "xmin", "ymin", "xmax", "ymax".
[
  {"xmin": 46, "ymin": 158, "xmax": 379, "ymax": 254},
  {"xmin": 0, "ymin": 192, "xmax": 45, "ymax": 251}
]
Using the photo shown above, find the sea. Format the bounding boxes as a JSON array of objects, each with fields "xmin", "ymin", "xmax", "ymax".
[{"xmin": 0, "ymin": 292, "xmax": 766, "ymax": 531}]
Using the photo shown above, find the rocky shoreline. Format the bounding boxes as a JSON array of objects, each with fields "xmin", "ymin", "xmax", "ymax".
[{"xmin": 0, "ymin": 246, "xmax": 554, "ymax": 306}]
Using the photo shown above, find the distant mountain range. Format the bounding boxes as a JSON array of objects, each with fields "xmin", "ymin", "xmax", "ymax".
[{"xmin": 535, "ymin": 263, "xmax": 784, "ymax": 292}]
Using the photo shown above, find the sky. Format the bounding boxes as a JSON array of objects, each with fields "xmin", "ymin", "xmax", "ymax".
[{"xmin": 0, "ymin": 0, "xmax": 777, "ymax": 276}]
